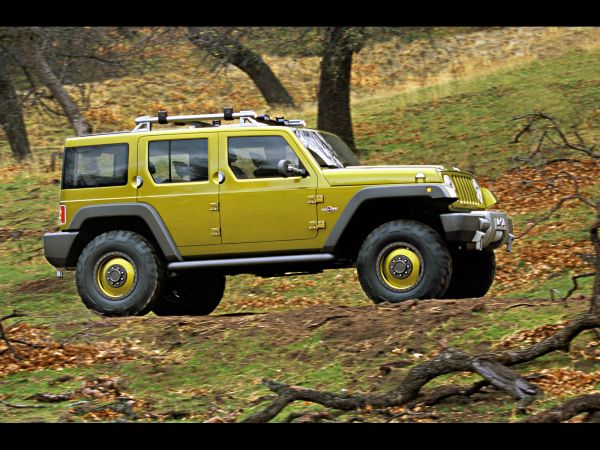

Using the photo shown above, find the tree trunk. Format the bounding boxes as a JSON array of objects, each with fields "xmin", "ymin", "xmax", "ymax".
[
  {"xmin": 17, "ymin": 28, "xmax": 91, "ymax": 136},
  {"xmin": 0, "ymin": 48, "xmax": 31, "ymax": 161},
  {"xmin": 317, "ymin": 27, "xmax": 358, "ymax": 152},
  {"xmin": 187, "ymin": 28, "xmax": 295, "ymax": 108}
]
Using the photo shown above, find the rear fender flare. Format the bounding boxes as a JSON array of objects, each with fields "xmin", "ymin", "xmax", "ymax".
[{"xmin": 67, "ymin": 203, "xmax": 182, "ymax": 262}]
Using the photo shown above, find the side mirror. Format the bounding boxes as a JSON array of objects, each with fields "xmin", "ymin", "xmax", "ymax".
[{"xmin": 277, "ymin": 160, "xmax": 307, "ymax": 178}]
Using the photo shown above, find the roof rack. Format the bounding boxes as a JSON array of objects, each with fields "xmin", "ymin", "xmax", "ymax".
[
  {"xmin": 254, "ymin": 114, "xmax": 306, "ymax": 128},
  {"xmin": 133, "ymin": 107, "xmax": 305, "ymax": 131}
]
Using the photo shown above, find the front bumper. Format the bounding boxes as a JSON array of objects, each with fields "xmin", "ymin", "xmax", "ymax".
[
  {"xmin": 440, "ymin": 211, "xmax": 514, "ymax": 252},
  {"xmin": 43, "ymin": 231, "xmax": 79, "ymax": 268}
]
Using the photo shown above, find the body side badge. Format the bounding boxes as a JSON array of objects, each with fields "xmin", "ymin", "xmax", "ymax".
[{"xmin": 321, "ymin": 206, "xmax": 338, "ymax": 213}]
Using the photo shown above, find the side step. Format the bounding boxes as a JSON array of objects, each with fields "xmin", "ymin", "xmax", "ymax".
[{"xmin": 167, "ymin": 253, "xmax": 335, "ymax": 271}]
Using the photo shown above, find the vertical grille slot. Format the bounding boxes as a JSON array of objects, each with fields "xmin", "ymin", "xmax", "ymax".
[{"xmin": 446, "ymin": 173, "xmax": 482, "ymax": 208}]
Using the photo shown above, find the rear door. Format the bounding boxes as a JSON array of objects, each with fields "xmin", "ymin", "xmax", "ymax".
[{"xmin": 136, "ymin": 132, "xmax": 221, "ymax": 247}]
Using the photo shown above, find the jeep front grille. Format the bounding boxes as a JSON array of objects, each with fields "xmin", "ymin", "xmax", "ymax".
[{"xmin": 446, "ymin": 173, "xmax": 483, "ymax": 209}]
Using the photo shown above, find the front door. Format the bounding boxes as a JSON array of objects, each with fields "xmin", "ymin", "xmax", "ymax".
[
  {"xmin": 217, "ymin": 130, "xmax": 318, "ymax": 245},
  {"xmin": 137, "ymin": 133, "xmax": 221, "ymax": 247}
]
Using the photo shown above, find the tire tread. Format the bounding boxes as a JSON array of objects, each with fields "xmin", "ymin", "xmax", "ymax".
[
  {"xmin": 357, "ymin": 220, "xmax": 452, "ymax": 303},
  {"xmin": 75, "ymin": 230, "xmax": 165, "ymax": 317}
]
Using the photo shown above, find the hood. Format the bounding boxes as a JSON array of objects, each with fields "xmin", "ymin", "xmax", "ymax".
[{"xmin": 321, "ymin": 165, "xmax": 447, "ymax": 186}]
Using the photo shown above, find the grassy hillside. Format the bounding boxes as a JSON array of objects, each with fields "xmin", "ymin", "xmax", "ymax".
[
  {"xmin": 353, "ymin": 49, "xmax": 600, "ymax": 177},
  {"xmin": 0, "ymin": 28, "xmax": 598, "ymax": 422}
]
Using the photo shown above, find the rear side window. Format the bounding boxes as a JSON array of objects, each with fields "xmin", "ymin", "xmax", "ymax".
[
  {"xmin": 148, "ymin": 139, "xmax": 209, "ymax": 184},
  {"xmin": 62, "ymin": 143, "xmax": 129, "ymax": 189}
]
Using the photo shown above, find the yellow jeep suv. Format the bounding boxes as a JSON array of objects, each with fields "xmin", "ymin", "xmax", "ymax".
[{"xmin": 43, "ymin": 108, "xmax": 514, "ymax": 316}]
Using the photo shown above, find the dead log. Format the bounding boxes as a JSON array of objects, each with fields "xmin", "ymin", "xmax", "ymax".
[
  {"xmin": 521, "ymin": 394, "xmax": 600, "ymax": 423},
  {"xmin": 243, "ymin": 313, "xmax": 600, "ymax": 422}
]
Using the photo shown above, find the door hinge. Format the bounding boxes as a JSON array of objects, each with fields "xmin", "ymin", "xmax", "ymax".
[
  {"xmin": 211, "ymin": 227, "xmax": 221, "ymax": 236},
  {"xmin": 209, "ymin": 202, "xmax": 219, "ymax": 211},
  {"xmin": 307, "ymin": 194, "xmax": 324, "ymax": 204},
  {"xmin": 308, "ymin": 220, "xmax": 326, "ymax": 230}
]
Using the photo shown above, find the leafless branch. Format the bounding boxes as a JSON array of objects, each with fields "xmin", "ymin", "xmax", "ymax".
[
  {"xmin": 513, "ymin": 112, "xmax": 600, "ymax": 162},
  {"xmin": 505, "ymin": 303, "xmax": 536, "ymax": 310},
  {"xmin": 559, "ymin": 272, "xmax": 596, "ymax": 303},
  {"xmin": 517, "ymin": 194, "xmax": 595, "ymax": 239},
  {"xmin": 0, "ymin": 310, "xmax": 27, "ymax": 359}
]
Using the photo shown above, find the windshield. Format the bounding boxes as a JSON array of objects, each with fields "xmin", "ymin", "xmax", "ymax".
[{"xmin": 294, "ymin": 129, "xmax": 361, "ymax": 169}]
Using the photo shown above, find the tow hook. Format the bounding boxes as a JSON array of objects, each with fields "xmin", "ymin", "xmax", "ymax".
[{"xmin": 506, "ymin": 234, "xmax": 515, "ymax": 253}]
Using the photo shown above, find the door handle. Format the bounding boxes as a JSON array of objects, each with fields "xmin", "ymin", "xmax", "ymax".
[{"xmin": 215, "ymin": 171, "xmax": 225, "ymax": 184}]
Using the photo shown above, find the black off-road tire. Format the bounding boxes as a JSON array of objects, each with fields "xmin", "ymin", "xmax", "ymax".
[
  {"xmin": 152, "ymin": 272, "xmax": 226, "ymax": 316},
  {"xmin": 441, "ymin": 249, "xmax": 496, "ymax": 299},
  {"xmin": 357, "ymin": 220, "xmax": 452, "ymax": 304},
  {"xmin": 75, "ymin": 230, "xmax": 165, "ymax": 317}
]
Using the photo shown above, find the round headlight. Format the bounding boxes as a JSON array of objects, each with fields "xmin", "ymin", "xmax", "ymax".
[
  {"xmin": 443, "ymin": 175, "xmax": 457, "ymax": 197},
  {"xmin": 472, "ymin": 179, "xmax": 484, "ymax": 204}
]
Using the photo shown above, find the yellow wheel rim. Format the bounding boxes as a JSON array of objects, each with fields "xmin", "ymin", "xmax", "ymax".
[
  {"xmin": 96, "ymin": 255, "xmax": 136, "ymax": 299},
  {"xmin": 379, "ymin": 246, "xmax": 422, "ymax": 291}
]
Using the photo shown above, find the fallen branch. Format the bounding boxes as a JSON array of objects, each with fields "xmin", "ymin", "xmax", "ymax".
[
  {"xmin": 521, "ymin": 393, "xmax": 600, "ymax": 423},
  {"xmin": 414, "ymin": 380, "xmax": 491, "ymax": 407},
  {"xmin": 26, "ymin": 392, "xmax": 76, "ymax": 403},
  {"xmin": 303, "ymin": 315, "xmax": 351, "ymax": 330},
  {"xmin": 285, "ymin": 411, "xmax": 335, "ymax": 423},
  {"xmin": 505, "ymin": 303, "xmax": 536, "ymax": 310},
  {"xmin": 0, "ymin": 399, "xmax": 47, "ymax": 409},
  {"xmin": 6, "ymin": 338, "xmax": 45, "ymax": 349},
  {"xmin": 242, "ymin": 313, "xmax": 600, "ymax": 422},
  {"xmin": 384, "ymin": 408, "xmax": 439, "ymax": 423}
]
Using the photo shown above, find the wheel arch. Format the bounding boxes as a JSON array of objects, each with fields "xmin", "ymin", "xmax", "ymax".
[
  {"xmin": 64, "ymin": 203, "xmax": 182, "ymax": 267},
  {"xmin": 323, "ymin": 185, "xmax": 455, "ymax": 262}
]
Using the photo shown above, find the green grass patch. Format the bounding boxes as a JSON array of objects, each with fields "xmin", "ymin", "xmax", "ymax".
[
  {"xmin": 509, "ymin": 274, "xmax": 594, "ymax": 300},
  {"xmin": 447, "ymin": 304, "xmax": 575, "ymax": 347}
]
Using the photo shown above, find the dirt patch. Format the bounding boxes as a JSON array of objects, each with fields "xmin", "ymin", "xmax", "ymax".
[
  {"xmin": 2, "ymin": 296, "xmax": 594, "ymax": 423},
  {"xmin": 15, "ymin": 277, "xmax": 73, "ymax": 295},
  {"xmin": 98, "ymin": 297, "xmax": 574, "ymax": 358}
]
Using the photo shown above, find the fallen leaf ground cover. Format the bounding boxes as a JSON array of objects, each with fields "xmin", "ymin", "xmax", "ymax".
[{"xmin": 0, "ymin": 298, "xmax": 597, "ymax": 422}]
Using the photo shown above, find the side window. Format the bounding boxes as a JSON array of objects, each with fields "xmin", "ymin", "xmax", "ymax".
[
  {"xmin": 148, "ymin": 139, "xmax": 209, "ymax": 184},
  {"xmin": 228, "ymin": 135, "xmax": 305, "ymax": 179},
  {"xmin": 62, "ymin": 143, "xmax": 128, "ymax": 189}
]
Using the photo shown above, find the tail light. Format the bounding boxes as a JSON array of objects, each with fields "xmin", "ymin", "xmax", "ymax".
[{"xmin": 59, "ymin": 204, "xmax": 67, "ymax": 226}]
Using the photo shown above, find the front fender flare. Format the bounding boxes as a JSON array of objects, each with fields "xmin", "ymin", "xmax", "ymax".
[{"xmin": 322, "ymin": 184, "xmax": 455, "ymax": 253}]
